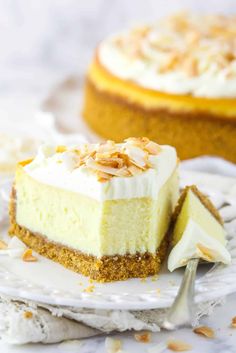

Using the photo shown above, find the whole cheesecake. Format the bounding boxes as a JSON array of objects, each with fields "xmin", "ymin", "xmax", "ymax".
[
  {"xmin": 83, "ymin": 13, "xmax": 236, "ymax": 162},
  {"xmin": 9, "ymin": 138, "xmax": 179, "ymax": 281}
]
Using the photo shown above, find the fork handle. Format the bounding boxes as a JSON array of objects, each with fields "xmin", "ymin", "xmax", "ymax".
[{"xmin": 162, "ymin": 258, "xmax": 199, "ymax": 330}]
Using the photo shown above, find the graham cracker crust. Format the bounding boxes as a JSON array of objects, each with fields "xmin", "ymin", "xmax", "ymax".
[{"xmin": 9, "ymin": 188, "xmax": 168, "ymax": 282}]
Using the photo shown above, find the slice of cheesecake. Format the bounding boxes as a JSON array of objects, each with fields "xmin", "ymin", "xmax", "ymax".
[
  {"xmin": 9, "ymin": 138, "xmax": 179, "ymax": 282},
  {"xmin": 168, "ymin": 185, "xmax": 231, "ymax": 272}
]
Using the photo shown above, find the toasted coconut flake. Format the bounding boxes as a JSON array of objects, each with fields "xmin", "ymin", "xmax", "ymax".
[
  {"xmin": 23, "ymin": 311, "xmax": 33, "ymax": 319},
  {"xmin": 167, "ymin": 339, "xmax": 192, "ymax": 351},
  {"xmin": 86, "ymin": 158, "xmax": 130, "ymax": 177},
  {"xmin": 231, "ymin": 317, "xmax": 236, "ymax": 328},
  {"xmin": 159, "ymin": 53, "xmax": 180, "ymax": 73},
  {"xmin": 80, "ymin": 144, "xmax": 96, "ymax": 157},
  {"xmin": 97, "ymin": 178, "xmax": 108, "ymax": 183},
  {"xmin": 96, "ymin": 171, "xmax": 113, "ymax": 183},
  {"xmin": 183, "ymin": 57, "xmax": 198, "ymax": 77},
  {"xmin": 144, "ymin": 141, "xmax": 162, "ymax": 155},
  {"xmin": 0, "ymin": 239, "xmax": 7, "ymax": 249},
  {"xmin": 193, "ymin": 326, "xmax": 215, "ymax": 338},
  {"xmin": 96, "ymin": 157, "xmax": 124, "ymax": 169},
  {"xmin": 74, "ymin": 156, "xmax": 82, "ymax": 168},
  {"xmin": 56, "ymin": 145, "xmax": 67, "ymax": 153},
  {"xmin": 125, "ymin": 137, "xmax": 149, "ymax": 146},
  {"xmin": 83, "ymin": 285, "xmax": 95, "ymax": 293},
  {"xmin": 123, "ymin": 145, "xmax": 148, "ymax": 169},
  {"xmin": 114, "ymin": 167, "xmax": 131, "ymax": 177},
  {"xmin": 97, "ymin": 140, "xmax": 116, "ymax": 154},
  {"xmin": 105, "ymin": 337, "xmax": 122, "ymax": 353},
  {"xmin": 113, "ymin": 14, "xmax": 236, "ymax": 79},
  {"xmin": 22, "ymin": 249, "xmax": 38, "ymax": 262},
  {"xmin": 134, "ymin": 332, "xmax": 151, "ymax": 343},
  {"xmin": 128, "ymin": 164, "xmax": 143, "ymax": 176},
  {"xmin": 117, "ymin": 152, "xmax": 131, "ymax": 166},
  {"xmin": 69, "ymin": 137, "xmax": 161, "ymax": 181},
  {"xmin": 196, "ymin": 244, "xmax": 215, "ymax": 261},
  {"xmin": 129, "ymin": 158, "xmax": 147, "ymax": 170},
  {"xmin": 96, "ymin": 151, "xmax": 116, "ymax": 159}
]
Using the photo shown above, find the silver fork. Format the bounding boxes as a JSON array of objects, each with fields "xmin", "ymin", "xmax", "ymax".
[{"xmin": 162, "ymin": 258, "xmax": 199, "ymax": 330}]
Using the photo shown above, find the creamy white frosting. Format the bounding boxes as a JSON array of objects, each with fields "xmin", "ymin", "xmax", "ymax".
[
  {"xmin": 99, "ymin": 42, "xmax": 236, "ymax": 98},
  {"xmin": 24, "ymin": 144, "xmax": 178, "ymax": 201},
  {"xmin": 98, "ymin": 14, "xmax": 236, "ymax": 98},
  {"xmin": 168, "ymin": 219, "xmax": 231, "ymax": 272}
]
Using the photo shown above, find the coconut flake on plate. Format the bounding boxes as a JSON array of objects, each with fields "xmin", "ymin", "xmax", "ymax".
[{"xmin": 0, "ymin": 236, "xmax": 27, "ymax": 258}]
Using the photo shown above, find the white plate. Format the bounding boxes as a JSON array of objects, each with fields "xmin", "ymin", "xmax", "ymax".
[{"xmin": 0, "ymin": 171, "xmax": 236, "ymax": 310}]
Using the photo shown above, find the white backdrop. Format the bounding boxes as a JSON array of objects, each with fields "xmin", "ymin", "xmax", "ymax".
[
  {"xmin": 0, "ymin": 0, "xmax": 236, "ymax": 108},
  {"xmin": 1, "ymin": 1, "xmax": 236, "ymax": 74}
]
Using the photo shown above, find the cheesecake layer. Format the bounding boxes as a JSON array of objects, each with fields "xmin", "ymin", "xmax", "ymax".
[
  {"xmin": 168, "ymin": 186, "xmax": 231, "ymax": 271},
  {"xmin": 13, "ymin": 161, "xmax": 178, "ymax": 258},
  {"xmin": 9, "ymin": 200, "xmax": 168, "ymax": 282},
  {"xmin": 172, "ymin": 188, "xmax": 225, "ymax": 245}
]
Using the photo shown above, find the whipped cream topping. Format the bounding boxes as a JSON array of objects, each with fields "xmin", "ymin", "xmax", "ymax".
[
  {"xmin": 168, "ymin": 219, "xmax": 231, "ymax": 272},
  {"xmin": 98, "ymin": 13, "xmax": 236, "ymax": 98},
  {"xmin": 24, "ymin": 140, "xmax": 178, "ymax": 201}
]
